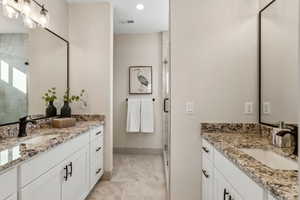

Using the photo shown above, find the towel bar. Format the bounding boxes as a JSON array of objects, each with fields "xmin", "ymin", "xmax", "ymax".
[{"xmin": 126, "ymin": 98, "xmax": 155, "ymax": 102}]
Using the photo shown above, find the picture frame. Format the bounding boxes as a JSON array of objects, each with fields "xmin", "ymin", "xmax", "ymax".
[{"xmin": 129, "ymin": 66, "xmax": 153, "ymax": 94}]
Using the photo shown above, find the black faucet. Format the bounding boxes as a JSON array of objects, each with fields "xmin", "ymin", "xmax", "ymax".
[
  {"xmin": 18, "ymin": 116, "xmax": 37, "ymax": 137},
  {"xmin": 276, "ymin": 125, "xmax": 298, "ymax": 156}
]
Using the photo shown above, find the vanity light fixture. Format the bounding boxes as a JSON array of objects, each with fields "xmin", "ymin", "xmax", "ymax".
[
  {"xmin": 2, "ymin": 0, "xmax": 19, "ymax": 19},
  {"xmin": 39, "ymin": 5, "xmax": 48, "ymax": 27},
  {"xmin": 136, "ymin": 3, "xmax": 144, "ymax": 10},
  {"xmin": 1, "ymin": 0, "xmax": 50, "ymax": 28}
]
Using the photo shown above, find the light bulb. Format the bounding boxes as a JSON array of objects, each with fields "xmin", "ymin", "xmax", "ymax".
[
  {"xmin": 22, "ymin": 0, "xmax": 31, "ymax": 16},
  {"xmin": 2, "ymin": 0, "xmax": 8, "ymax": 5},
  {"xmin": 136, "ymin": 4, "xmax": 144, "ymax": 10},
  {"xmin": 39, "ymin": 7, "xmax": 48, "ymax": 27},
  {"xmin": 23, "ymin": 16, "xmax": 35, "ymax": 28},
  {"xmin": 3, "ymin": 5, "xmax": 19, "ymax": 18}
]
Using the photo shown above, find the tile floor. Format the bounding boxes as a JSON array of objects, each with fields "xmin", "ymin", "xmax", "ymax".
[{"xmin": 87, "ymin": 154, "xmax": 167, "ymax": 200}]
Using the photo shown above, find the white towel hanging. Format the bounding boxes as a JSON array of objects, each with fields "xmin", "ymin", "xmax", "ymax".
[
  {"xmin": 126, "ymin": 98, "xmax": 141, "ymax": 133},
  {"xmin": 140, "ymin": 98, "xmax": 154, "ymax": 133}
]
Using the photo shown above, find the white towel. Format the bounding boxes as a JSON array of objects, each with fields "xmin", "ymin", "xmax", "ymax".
[
  {"xmin": 141, "ymin": 98, "xmax": 154, "ymax": 133},
  {"xmin": 126, "ymin": 98, "xmax": 141, "ymax": 132}
]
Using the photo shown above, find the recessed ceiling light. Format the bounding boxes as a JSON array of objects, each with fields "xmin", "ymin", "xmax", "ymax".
[{"xmin": 136, "ymin": 4, "xmax": 144, "ymax": 10}]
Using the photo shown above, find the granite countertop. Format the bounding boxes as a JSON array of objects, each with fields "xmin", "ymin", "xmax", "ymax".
[
  {"xmin": 0, "ymin": 120, "xmax": 103, "ymax": 174},
  {"xmin": 202, "ymin": 132, "xmax": 298, "ymax": 200}
]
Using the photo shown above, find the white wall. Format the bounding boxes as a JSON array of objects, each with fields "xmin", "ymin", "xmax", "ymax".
[
  {"xmin": 170, "ymin": 0, "xmax": 259, "ymax": 199},
  {"xmin": 113, "ymin": 33, "xmax": 163, "ymax": 150},
  {"xmin": 39, "ymin": 0, "xmax": 69, "ymax": 39},
  {"xmin": 68, "ymin": 2, "xmax": 114, "ymax": 174},
  {"xmin": 261, "ymin": 0, "xmax": 299, "ymax": 124}
]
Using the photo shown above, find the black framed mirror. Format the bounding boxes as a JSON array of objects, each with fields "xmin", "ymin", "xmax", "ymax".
[
  {"xmin": 259, "ymin": 0, "xmax": 299, "ymax": 127},
  {"xmin": 0, "ymin": 7, "xmax": 69, "ymax": 126}
]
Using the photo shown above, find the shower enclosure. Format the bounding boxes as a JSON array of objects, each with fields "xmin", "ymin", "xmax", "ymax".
[{"xmin": 162, "ymin": 31, "xmax": 171, "ymax": 190}]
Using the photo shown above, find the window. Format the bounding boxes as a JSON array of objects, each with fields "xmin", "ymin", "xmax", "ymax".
[
  {"xmin": 13, "ymin": 67, "xmax": 27, "ymax": 93},
  {"xmin": 0, "ymin": 60, "xmax": 9, "ymax": 83}
]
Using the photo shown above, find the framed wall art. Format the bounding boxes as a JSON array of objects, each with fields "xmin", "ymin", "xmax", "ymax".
[{"xmin": 129, "ymin": 66, "xmax": 152, "ymax": 94}]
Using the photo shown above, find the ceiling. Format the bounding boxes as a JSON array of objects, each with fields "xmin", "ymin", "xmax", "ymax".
[{"xmin": 66, "ymin": 0, "xmax": 169, "ymax": 34}]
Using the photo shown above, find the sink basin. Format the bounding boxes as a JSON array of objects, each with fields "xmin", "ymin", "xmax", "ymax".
[
  {"xmin": 21, "ymin": 134, "xmax": 59, "ymax": 145},
  {"xmin": 240, "ymin": 148, "xmax": 298, "ymax": 170}
]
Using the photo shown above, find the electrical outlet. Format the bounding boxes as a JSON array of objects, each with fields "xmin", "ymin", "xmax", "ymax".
[
  {"xmin": 244, "ymin": 102, "xmax": 253, "ymax": 114},
  {"xmin": 186, "ymin": 102, "xmax": 194, "ymax": 114},
  {"xmin": 263, "ymin": 102, "xmax": 271, "ymax": 114}
]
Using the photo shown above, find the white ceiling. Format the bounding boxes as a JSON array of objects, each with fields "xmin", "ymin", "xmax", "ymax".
[{"xmin": 66, "ymin": 0, "xmax": 169, "ymax": 34}]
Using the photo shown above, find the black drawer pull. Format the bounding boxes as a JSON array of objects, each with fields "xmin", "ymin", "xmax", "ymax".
[
  {"xmin": 64, "ymin": 166, "xmax": 68, "ymax": 181},
  {"xmin": 96, "ymin": 147, "xmax": 102, "ymax": 152},
  {"xmin": 202, "ymin": 147, "xmax": 209, "ymax": 153},
  {"xmin": 96, "ymin": 168, "xmax": 102, "ymax": 174},
  {"xmin": 202, "ymin": 169, "xmax": 209, "ymax": 178},
  {"xmin": 223, "ymin": 189, "xmax": 229, "ymax": 200},
  {"xmin": 96, "ymin": 131, "xmax": 102, "ymax": 136},
  {"xmin": 68, "ymin": 162, "xmax": 73, "ymax": 177}
]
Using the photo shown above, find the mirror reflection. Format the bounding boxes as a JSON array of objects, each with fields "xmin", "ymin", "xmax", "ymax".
[
  {"xmin": 0, "ymin": 7, "xmax": 68, "ymax": 125},
  {"xmin": 261, "ymin": 0, "xmax": 299, "ymax": 125}
]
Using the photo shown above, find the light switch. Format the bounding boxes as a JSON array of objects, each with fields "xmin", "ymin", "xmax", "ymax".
[
  {"xmin": 244, "ymin": 102, "xmax": 253, "ymax": 114},
  {"xmin": 263, "ymin": 102, "xmax": 271, "ymax": 114},
  {"xmin": 186, "ymin": 102, "xmax": 194, "ymax": 114}
]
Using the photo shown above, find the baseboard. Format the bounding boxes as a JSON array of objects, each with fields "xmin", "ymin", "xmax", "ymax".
[
  {"xmin": 113, "ymin": 147, "xmax": 163, "ymax": 155},
  {"xmin": 102, "ymin": 171, "xmax": 113, "ymax": 181}
]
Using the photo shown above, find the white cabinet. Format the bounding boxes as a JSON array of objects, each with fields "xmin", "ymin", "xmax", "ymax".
[
  {"xmin": 62, "ymin": 146, "xmax": 89, "ymax": 200},
  {"xmin": 17, "ymin": 125, "xmax": 104, "ymax": 200},
  {"xmin": 214, "ymin": 169, "xmax": 243, "ymax": 200},
  {"xmin": 0, "ymin": 168, "xmax": 17, "ymax": 200},
  {"xmin": 202, "ymin": 139, "xmax": 265, "ymax": 200},
  {"xmin": 22, "ymin": 146, "xmax": 90, "ymax": 200},
  {"xmin": 202, "ymin": 156, "xmax": 214, "ymax": 200},
  {"xmin": 90, "ymin": 128, "xmax": 104, "ymax": 188},
  {"xmin": 21, "ymin": 162, "xmax": 62, "ymax": 200}
]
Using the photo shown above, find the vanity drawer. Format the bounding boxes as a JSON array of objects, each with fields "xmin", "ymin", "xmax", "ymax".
[
  {"xmin": 90, "ymin": 125, "xmax": 104, "ymax": 140},
  {"xmin": 0, "ymin": 168, "xmax": 17, "ymax": 200},
  {"xmin": 202, "ymin": 139, "xmax": 214, "ymax": 161},
  {"xmin": 20, "ymin": 133, "xmax": 89, "ymax": 187}
]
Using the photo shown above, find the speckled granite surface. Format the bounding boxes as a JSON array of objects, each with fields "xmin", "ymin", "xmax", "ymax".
[
  {"xmin": 0, "ymin": 115, "xmax": 104, "ymax": 174},
  {"xmin": 201, "ymin": 123, "xmax": 298, "ymax": 200}
]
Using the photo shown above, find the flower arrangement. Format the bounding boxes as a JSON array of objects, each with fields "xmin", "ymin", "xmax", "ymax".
[{"xmin": 42, "ymin": 87, "xmax": 57, "ymax": 104}]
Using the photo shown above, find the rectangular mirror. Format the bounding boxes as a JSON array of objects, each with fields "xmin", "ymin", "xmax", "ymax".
[
  {"xmin": 260, "ymin": 0, "xmax": 299, "ymax": 126},
  {"xmin": 0, "ymin": 8, "xmax": 69, "ymax": 125}
]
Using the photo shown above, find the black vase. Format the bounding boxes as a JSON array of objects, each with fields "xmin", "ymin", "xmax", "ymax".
[
  {"xmin": 46, "ymin": 101, "xmax": 57, "ymax": 117},
  {"xmin": 61, "ymin": 101, "xmax": 71, "ymax": 117}
]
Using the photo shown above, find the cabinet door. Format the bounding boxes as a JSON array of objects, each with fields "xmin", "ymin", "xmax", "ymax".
[
  {"xmin": 21, "ymin": 163, "xmax": 62, "ymax": 200},
  {"xmin": 62, "ymin": 146, "xmax": 89, "ymax": 200},
  {"xmin": 202, "ymin": 157, "xmax": 214, "ymax": 200},
  {"xmin": 214, "ymin": 168, "xmax": 243, "ymax": 200}
]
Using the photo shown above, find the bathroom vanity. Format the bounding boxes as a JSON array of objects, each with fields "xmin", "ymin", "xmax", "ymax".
[
  {"xmin": 201, "ymin": 123, "xmax": 298, "ymax": 200},
  {"xmin": 0, "ymin": 120, "xmax": 104, "ymax": 200}
]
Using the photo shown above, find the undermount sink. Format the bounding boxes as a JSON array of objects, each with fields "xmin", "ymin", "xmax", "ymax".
[
  {"xmin": 21, "ymin": 134, "xmax": 60, "ymax": 145},
  {"xmin": 240, "ymin": 148, "xmax": 298, "ymax": 170}
]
